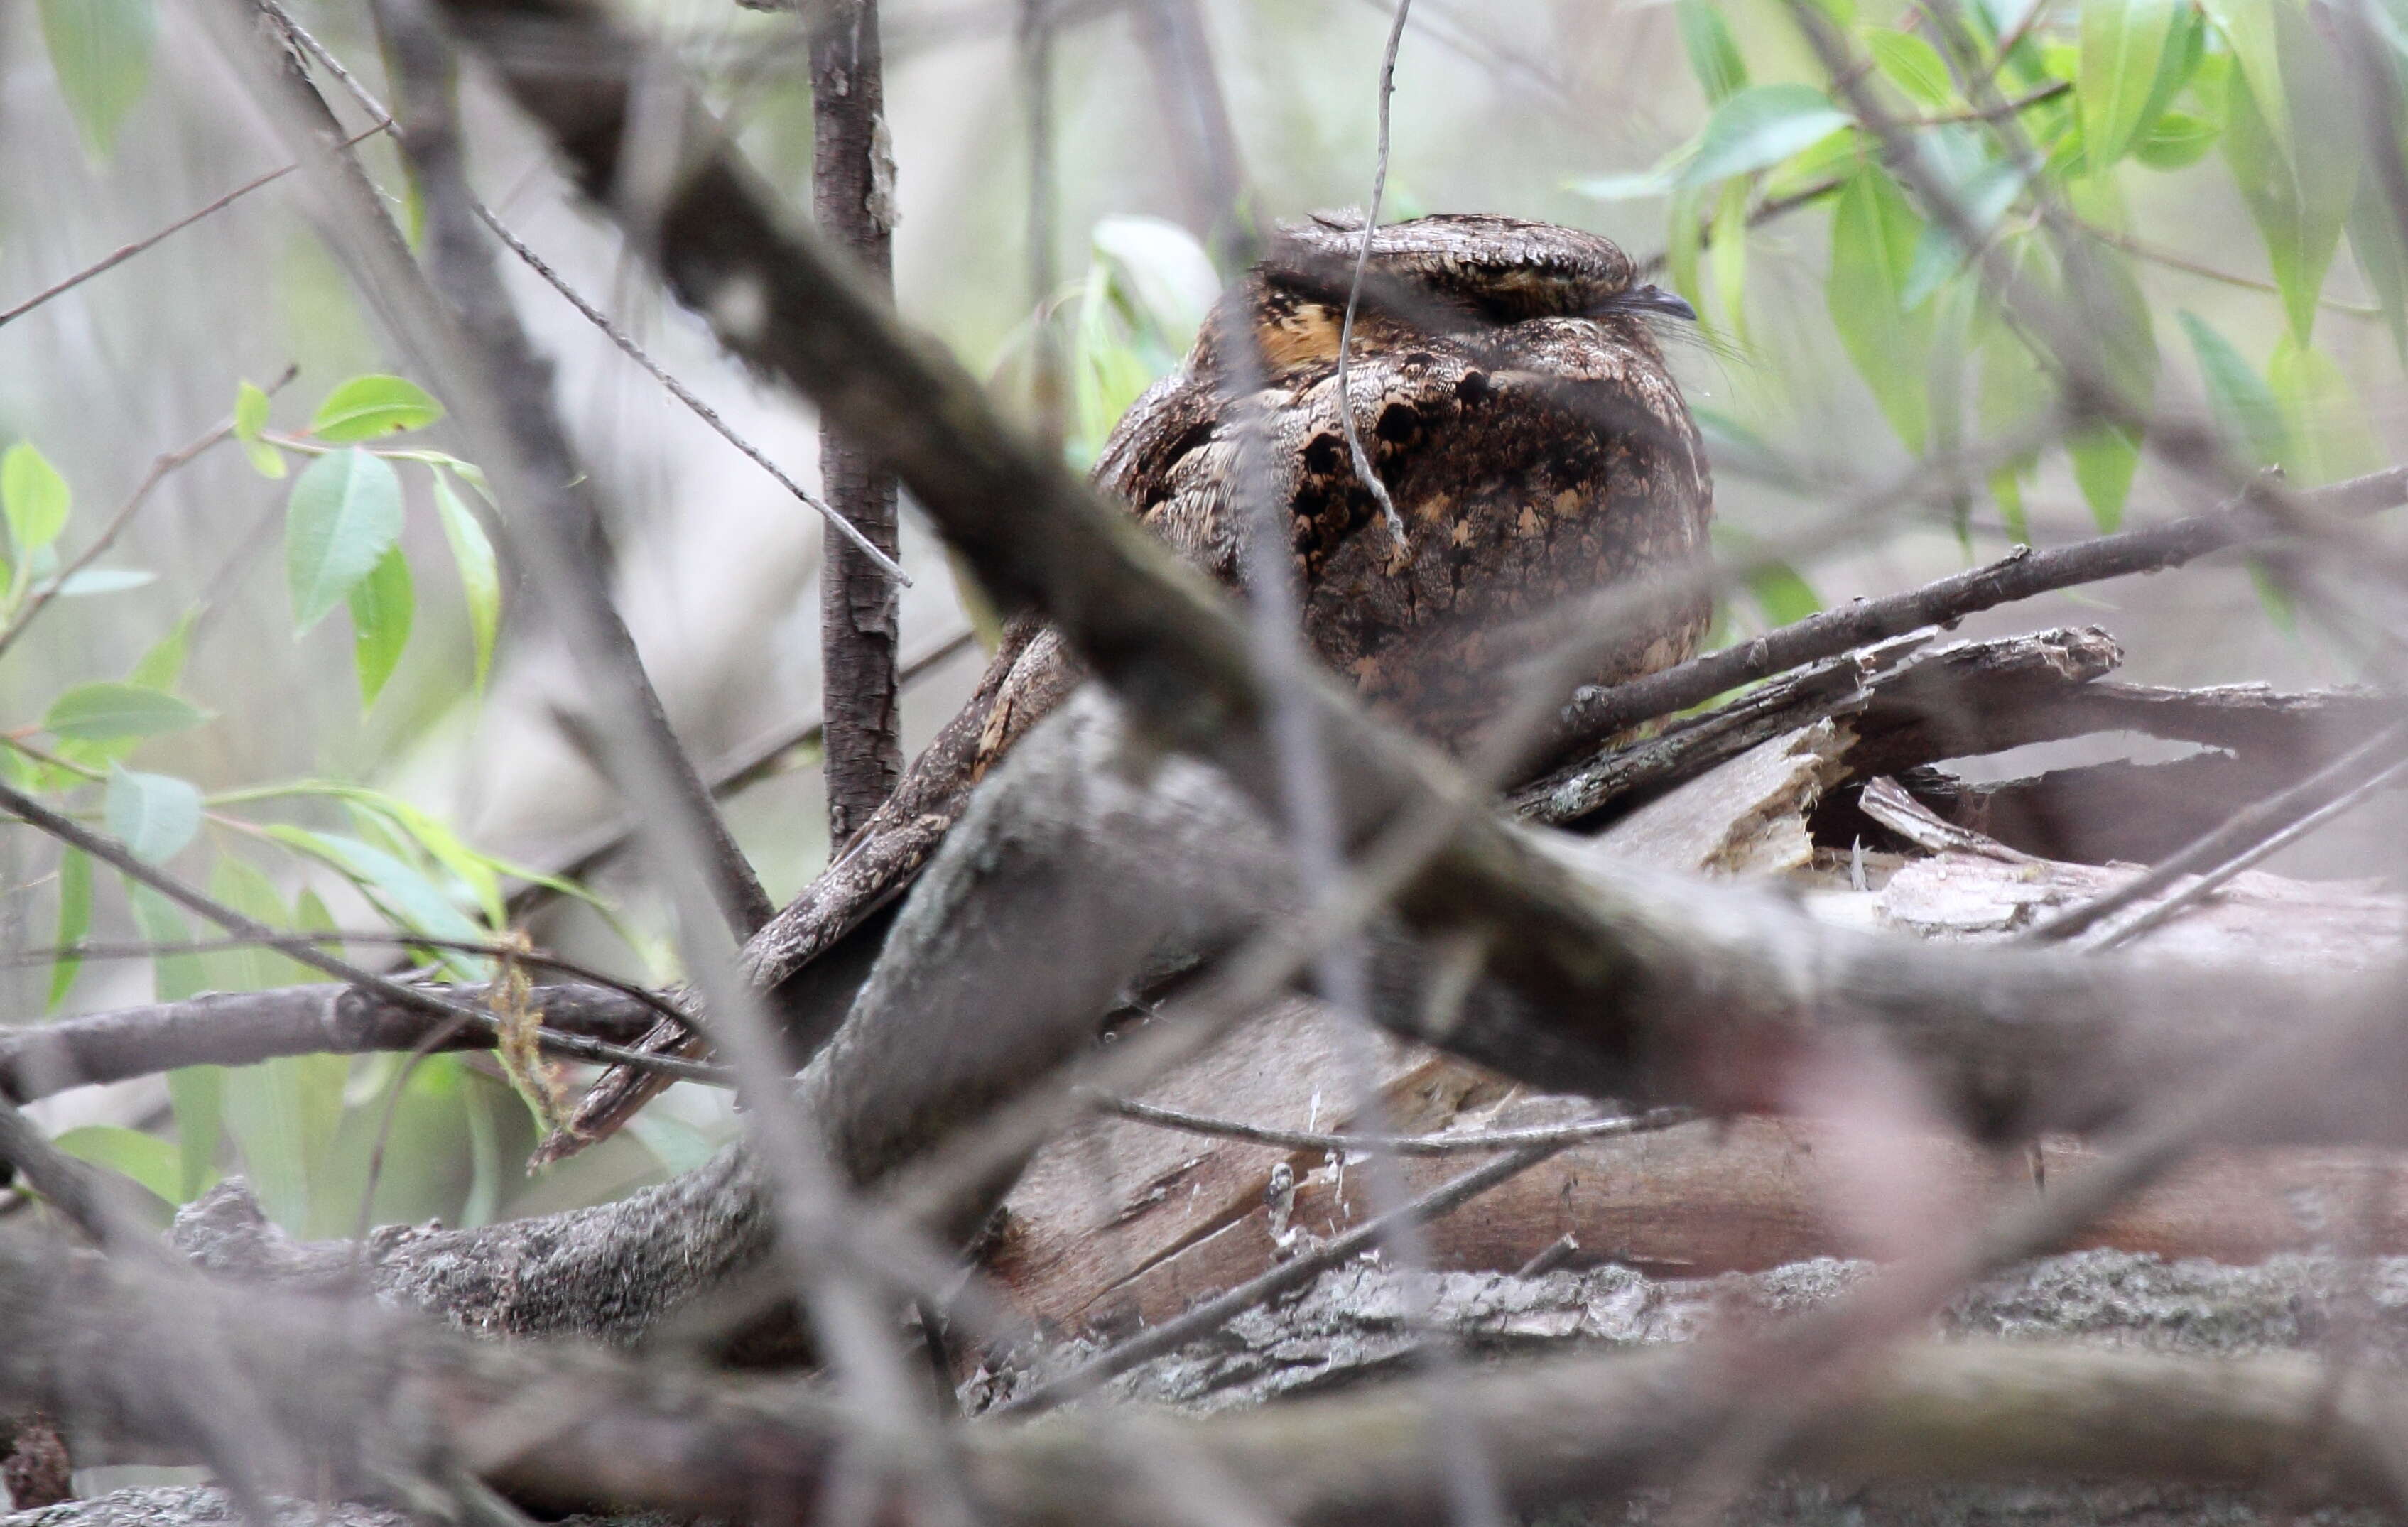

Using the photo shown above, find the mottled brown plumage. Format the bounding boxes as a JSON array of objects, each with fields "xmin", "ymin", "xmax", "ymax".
[{"xmin": 536, "ymin": 212, "xmax": 1714, "ymax": 1164}]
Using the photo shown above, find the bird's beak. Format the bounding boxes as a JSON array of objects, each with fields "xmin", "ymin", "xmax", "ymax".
[{"xmin": 1605, "ymin": 284, "xmax": 1699, "ymax": 322}]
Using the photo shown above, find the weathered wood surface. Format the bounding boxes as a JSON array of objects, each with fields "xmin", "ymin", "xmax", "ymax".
[
  {"xmin": 989, "ymin": 715, "xmax": 2408, "ymax": 1339},
  {"xmin": 989, "ymin": 719, "xmax": 1865, "ymax": 1335}
]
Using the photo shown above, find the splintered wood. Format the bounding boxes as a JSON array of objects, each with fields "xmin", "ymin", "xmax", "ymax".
[{"xmin": 985, "ymin": 651, "xmax": 2408, "ymax": 1342}]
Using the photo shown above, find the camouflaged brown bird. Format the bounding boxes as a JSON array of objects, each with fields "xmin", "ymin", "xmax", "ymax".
[{"xmin": 531, "ymin": 210, "xmax": 1715, "ymax": 1165}]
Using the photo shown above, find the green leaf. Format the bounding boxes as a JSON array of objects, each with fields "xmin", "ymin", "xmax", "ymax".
[
  {"xmin": 2081, "ymin": 0, "xmax": 2183, "ymax": 168},
  {"xmin": 1990, "ymin": 464, "xmax": 2033, "ymax": 543},
  {"xmin": 234, "ymin": 380, "xmax": 287, "ymax": 480},
  {"xmin": 2177, "ymin": 310, "xmax": 2287, "ymax": 465},
  {"xmin": 266, "ymin": 826, "xmax": 487, "ymax": 964},
  {"xmin": 1868, "ymin": 31, "xmax": 1957, "ymax": 109},
  {"xmin": 2062, "ymin": 241, "xmax": 2159, "ymax": 411},
  {"xmin": 2267, "ymin": 336, "xmax": 2380, "ymax": 485},
  {"xmin": 1901, "ymin": 159, "xmax": 2030, "ymax": 311},
  {"xmin": 1679, "ymin": 84, "xmax": 1852, "ymax": 188},
  {"xmin": 47, "ymin": 847, "xmax": 90, "ymax": 1011},
  {"xmin": 627, "ymin": 1111, "xmax": 722, "ymax": 1178},
  {"xmin": 129, "ymin": 614, "xmax": 192, "ymax": 690},
  {"xmin": 2201, "ymin": 0, "xmax": 2284, "ymax": 146},
  {"xmin": 47, "ymin": 568, "xmax": 153, "ymax": 597},
  {"xmin": 167, "ymin": 1066, "xmax": 224, "ymax": 1202},
  {"xmin": 433, "ymin": 474, "xmax": 500, "ymax": 691},
  {"xmin": 1827, "ymin": 166, "xmax": 1935, "ymax": 450},
  {"xmin": 286, "ymin": 447, "xmax": 405, "ymax": 633},
  {"xmin": 1747, "ymin": 560, "xmax": 1823, "ymax": 625},
  {"xmin": 1677, "ymin": 0, "xmax": 1749, "ymax": 104},
  {"xmin": 2069, "ymin": 425, "xmax": 2142, "ymax": 530},
  {"xmin": 37, "ymin": 0, "xmax": 156, "ymax": 161},
  {"xmin": 1, "ymin": 443, "xmax": 70, "ymax": 570},
  {"xmin": 1090, "ymin": 214, "xmax": 1221, "ymax": 355},
  {"xmin": 2247, "ymin": 558, "xmax": 2298, "ymax": 631},
  {"xmin": 50, "ymin": 1126, "xmax": 178, "ymax": 1222},
  {"xmin": 1707, "ymin": 181, "xmax": 1750, "ymax": 342},
  {"xmin": 347, "ymin": 544, "xmax": 413, "ymax": 709},
  {"xmin": 2132, "ymin": 109, "xmax": 2221, "ymax": 168},
  {"xmin": 335, "ymin": 787, "xmax": 506, "ymax": 930},
  {"xmin": 43, "ymin": 680, "xmax": 204, "ymax": 742},
  {"xmin": 1072, "ymin": 263, "xmax": 1159, "ymax": 464},
  {"xmin": 2218, "ymin": 1, "xmax": 2360, "ymax": 343},
  {"xmin": 106, "ymin": 766, "xmax": 201, "ymax": 865},
  {"xmin": 2136, "ymin": 4, "xmax": 2206, "ymax": 143},
  {"xmin": 44, "ymin": 567, "xmax": 153, "ymax": 597},
  {"xmin": 125, "ymin": 881, "xmax": 204, "ymax": 1002},
  {"xmin": 309, "ymin": 374, "xmax": 445, "ymax": 443},
  {"xmin": 2348, "ymin": 178, "xmax": 2408, "ymax": 364},
  {"xmin": 1571, "ymin": 169, "xmax": 1678, "ymax": 202},
  {"xmin": 225, "ymin": 1052, "xmax": 347, "ymax": 1234},
  {"xmin": 1666, "ymin": 184, "xmax": 1709, "ymax": 322},
  {"xmin": 207, "ymin": 857, "xmax": 307, "ymax": 993}
]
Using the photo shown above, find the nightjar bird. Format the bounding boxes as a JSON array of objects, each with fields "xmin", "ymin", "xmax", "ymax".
[{"xmin": 535, "ymin": 210, "xmax": 1715, "ymax": 1163}]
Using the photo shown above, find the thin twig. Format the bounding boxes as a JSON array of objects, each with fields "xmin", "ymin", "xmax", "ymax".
[
  {"xmin": 2027, "ymin": 720, "xmax": 2408, "ymax": 943},
  {"xmin": 362, "ymin": 0, "xmax": 773, "ymax": 940},
  {"xmin": 2092, "ymin": 755, "xmax": 2408, "ymax": 949},
  {"xmin": 1908, "ymin": 77, "xmax": 2068, "ymax": 124},
  {"xmin": 504, "ymin": 626, "xmax": 976, "ymax": 918},
  {"xmin": 0, "ymin": 131, "xmax": 386, "ymax": 331},
  {"xmin": 2079, "ymin": 219, "xmax": 2382, "ymax": 318},
  {"xmin": 1020, "ymin": 0, "xmax": 1066, "ymax": 450},
  {"xmin": 0, "ymin": 369, "xmax": 298, "ymax": 665},
  {"xmin": 1335, "ymin": 0, "xmax": 1414, "ymax": 550},
  {"xmin": 994, "ymin": 1107, "xmax": 1693, "ymax": 1416},
  {"xmin": 257, "ymin": 0, "xmax": 908, "ymax": 584},
  {"xmin": 0, "ymin": 984, "xmax": 706, "ymax": 1106},
  {"xmin": 1637, "ymin": 176, "xmax": 1847, "ymax": 280},
  {"xmin": 0, "ymin": 778, "xmax": 712, "ymax": 1080},
  {"xmin": 3, "ymin": 930, "xmax": 688, "ymax": 1030},
  {"xmin": 1096, "ymin": 1093, "xmax": 1696, "ymax": 1156}
]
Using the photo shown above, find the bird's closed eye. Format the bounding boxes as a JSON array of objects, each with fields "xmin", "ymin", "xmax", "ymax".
[{"xmin": 1594, "ymin": 284, "xmax": 1699, "ymax": 323}]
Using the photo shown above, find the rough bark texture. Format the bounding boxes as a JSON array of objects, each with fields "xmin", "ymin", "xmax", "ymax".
[
  {"xmin": 19, "ymin": 1248, "xmax": 2408, "ymax": 1527},
  {"xmin": 812, "ymin": 0, "xmax": 905, "ymax": 846}
]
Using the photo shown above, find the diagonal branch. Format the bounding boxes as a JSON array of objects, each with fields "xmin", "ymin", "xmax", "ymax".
[
  {"xmin": 1556, "ymin": 464, "xmax": 2408, "ymax": 751},
  {"xmin": 364, "ymin": 0, "xmax": 773, "ymax": 940}
]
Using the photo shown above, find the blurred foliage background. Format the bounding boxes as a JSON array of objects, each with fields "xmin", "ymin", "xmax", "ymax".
[{"xmin": 1, "ymin": 0, "xmax": 2400, "ymax": 1240}]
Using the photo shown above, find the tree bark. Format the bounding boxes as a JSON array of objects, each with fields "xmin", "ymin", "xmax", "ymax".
[{"xmin": 812, "ymin": 0, "xmax": 904, "ymax": 845}]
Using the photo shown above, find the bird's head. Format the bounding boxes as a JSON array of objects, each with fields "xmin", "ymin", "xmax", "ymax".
[{"xmin": 1220, "ymin": 212, "xmax": 1695, "ymax": 376}]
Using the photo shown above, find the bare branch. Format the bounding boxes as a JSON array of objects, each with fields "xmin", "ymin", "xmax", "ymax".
[
  {"xmin": 811, "ymin": 0, "xmax": 907, "ymax": 844},
  {"xmin": 1557, "ymin": 465, "xmax": 2408, "ymax": 749},
  {"xmin": 0, "ymin": 982, "xmax": 677, "ymax": 1107}
]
